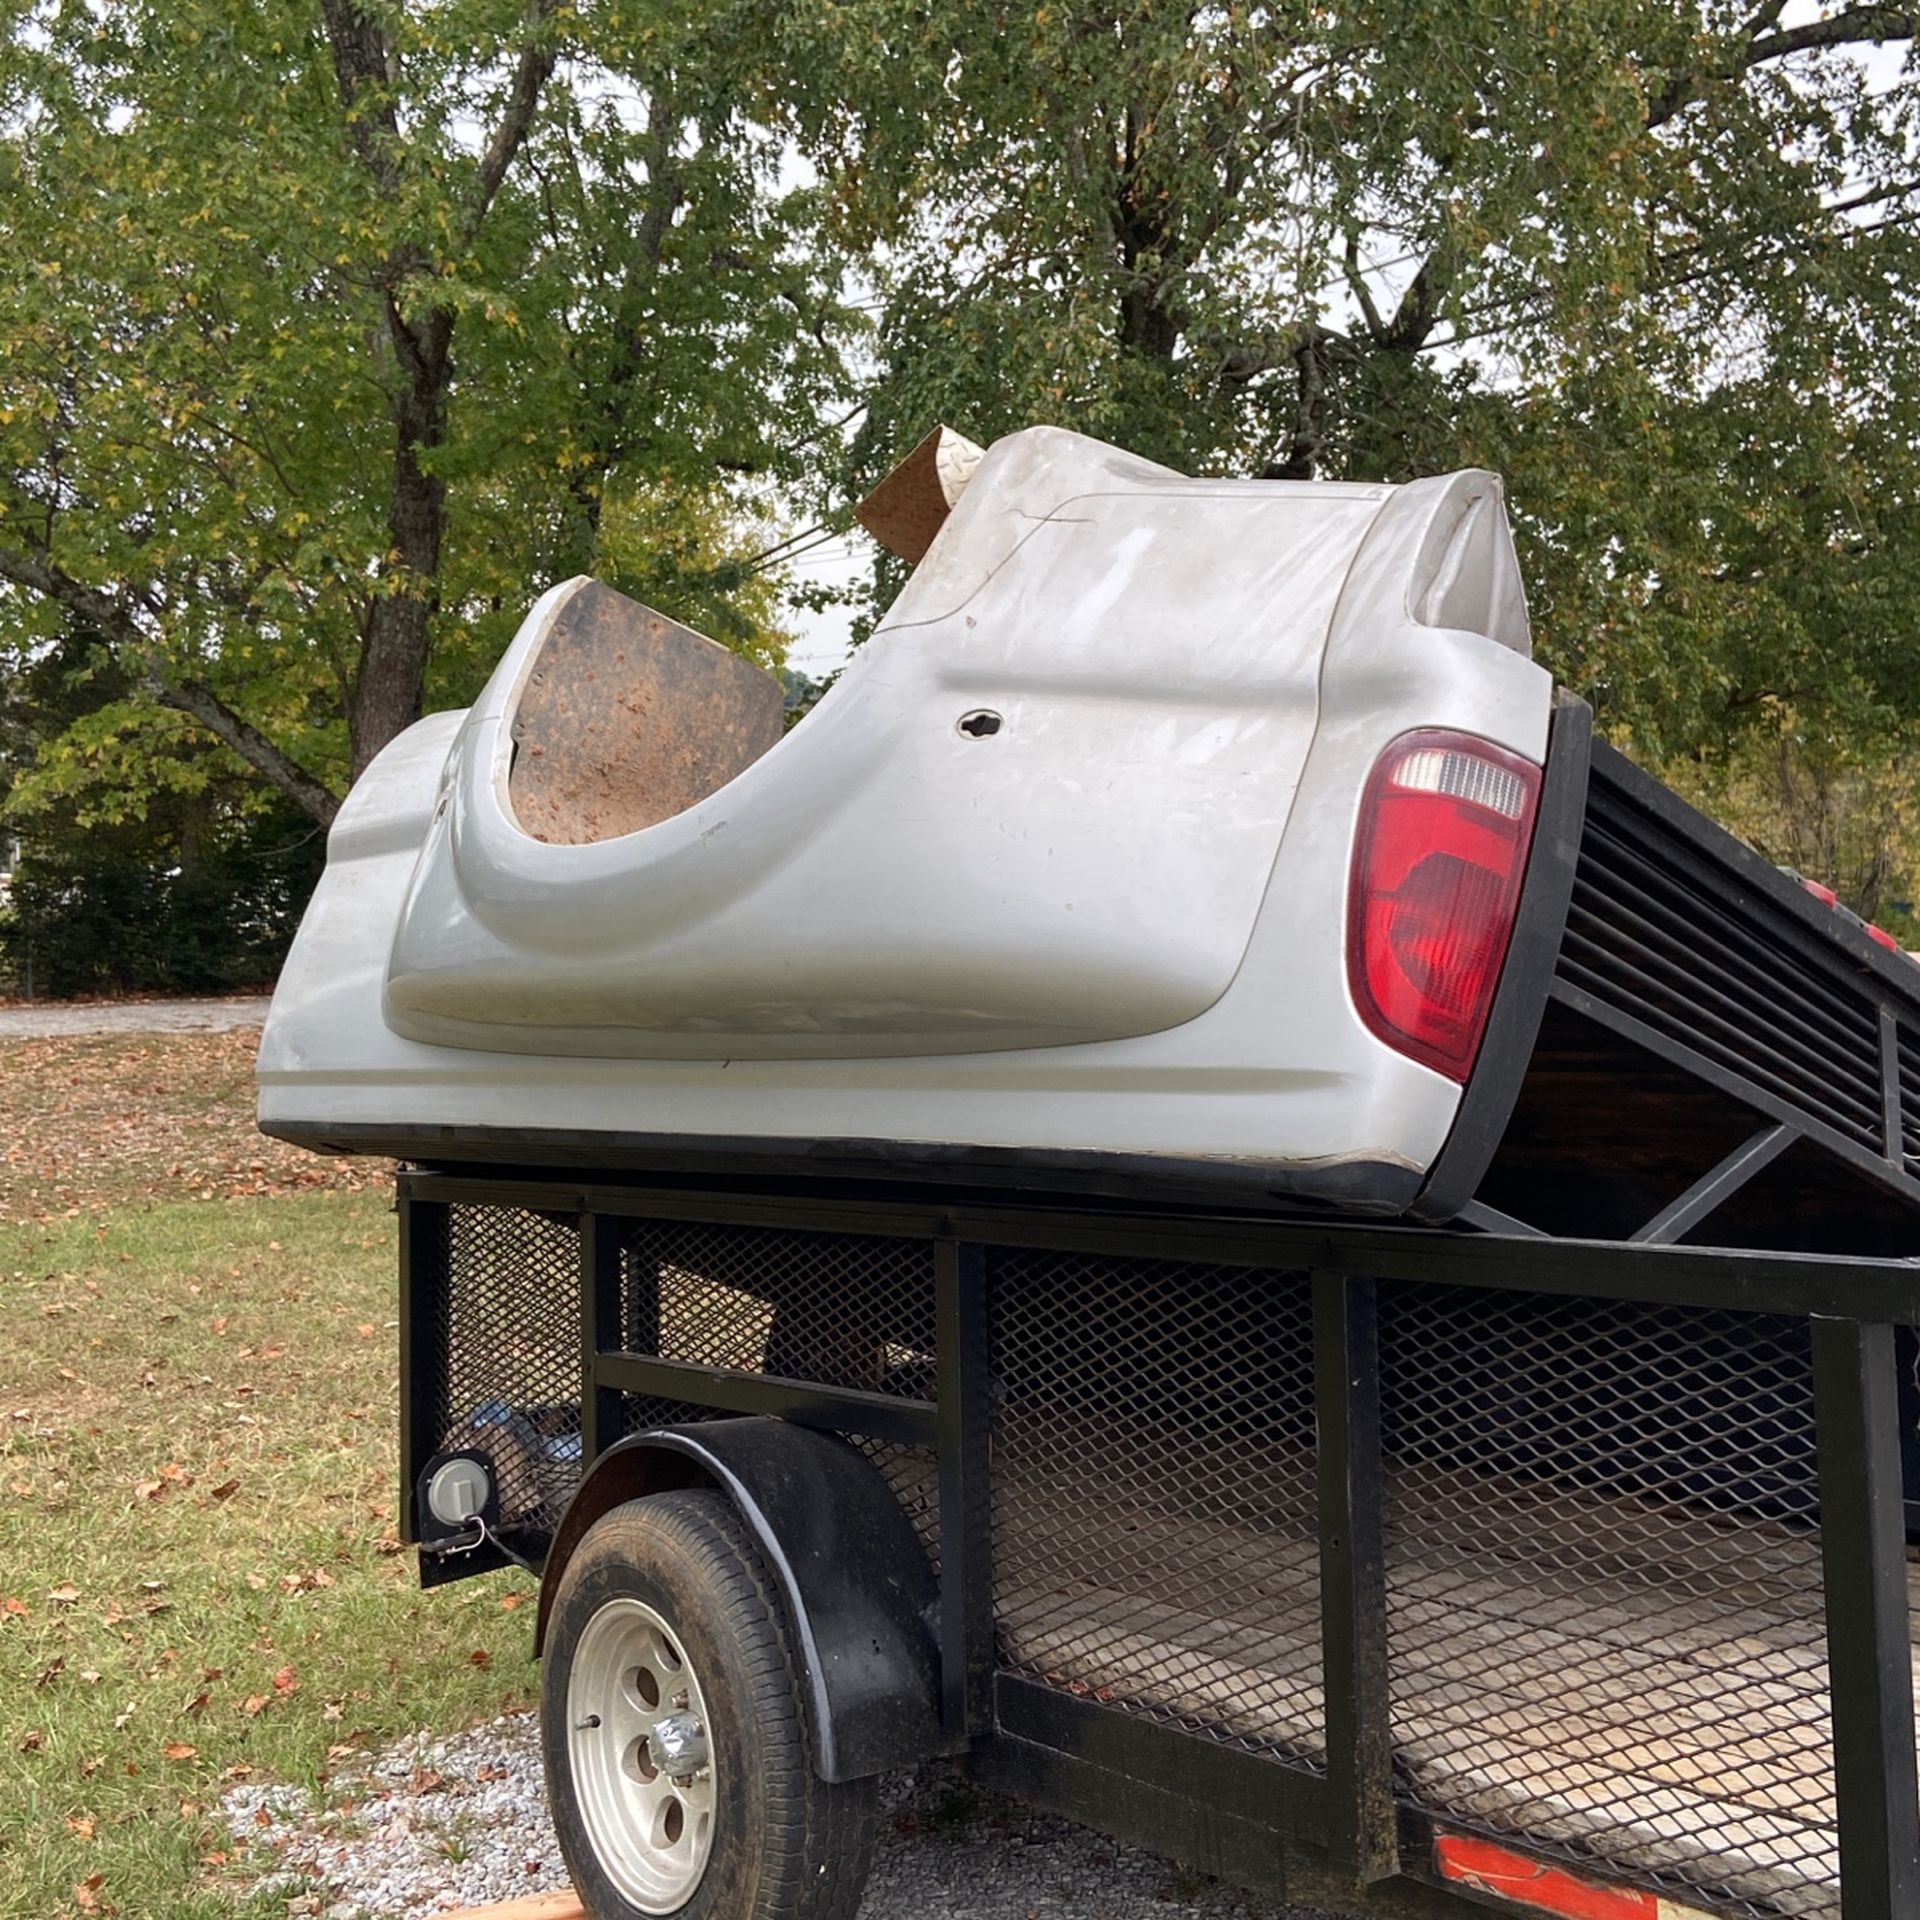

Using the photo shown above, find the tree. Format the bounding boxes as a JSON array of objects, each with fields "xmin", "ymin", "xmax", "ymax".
[
  {"xmin": 0, "ymin": 619, "xmax": 325, "ymax": 994},
  {"xmin": 0, "ymin": 0, "xmax": 854, "ymax": 825},
  {"xmin": 782, "ymin": 0, "xmax": 1920, "ymax": 772}
]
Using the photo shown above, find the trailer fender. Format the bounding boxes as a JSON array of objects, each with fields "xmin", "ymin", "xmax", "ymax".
[{"xmin": 534, "ymin": 1417, "xmax": 942, "ymax": 1782}]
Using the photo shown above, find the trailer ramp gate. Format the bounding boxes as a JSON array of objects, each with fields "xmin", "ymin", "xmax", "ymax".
[{"xmin": 399, "ymin": 1177, "xmax": 1920, "ymax": 1920}]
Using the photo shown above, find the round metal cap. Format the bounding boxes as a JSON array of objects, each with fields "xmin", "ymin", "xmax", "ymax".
[{"xmin": 426, "ymin": 1456, "xmax": 492, "ymax": 1527}]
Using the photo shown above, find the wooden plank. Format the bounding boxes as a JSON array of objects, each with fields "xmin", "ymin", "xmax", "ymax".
[{"xmin": 439, "ymin": 1895, "xmax": 581, "ymax": 1920}]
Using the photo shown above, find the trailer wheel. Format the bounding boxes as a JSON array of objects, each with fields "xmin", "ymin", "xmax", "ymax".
[{"xmin": 540, "ymin": 1489, "xmax": 877, "ymax": 1920}]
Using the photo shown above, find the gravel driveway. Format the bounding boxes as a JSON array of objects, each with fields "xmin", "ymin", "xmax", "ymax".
[
  {"xmin": 0, "ymin": 992, "xmax": 271, "ymax": 1038},
  {"xmin": 227, "ymin": 1714, "xmax": 1327, "ymax": 1920}
]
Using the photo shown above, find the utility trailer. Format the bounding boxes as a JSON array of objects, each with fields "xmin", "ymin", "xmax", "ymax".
[{"xmin": 257, "ymin": 427, "xmax": 1920, "ymax": 1920}]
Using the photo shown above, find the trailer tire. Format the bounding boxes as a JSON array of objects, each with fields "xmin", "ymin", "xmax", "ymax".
[{"xmin": 541, "ymin": 1490, "xmax": 878, "ymax": 1920}]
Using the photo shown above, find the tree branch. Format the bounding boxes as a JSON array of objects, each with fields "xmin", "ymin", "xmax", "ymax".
[
  {"xmin": 1342, "ymin": 231, "xmax": 1390, "ymax": 344},
  {"xmin": 1748, "ymin": 5, "xmax": 1916, "ymax": 66},
  {"xmin": 465, "ymin": 0, "xmax": 565, "ymax": 244},
  {"xmin": 1649, "ymin": 4, "xmax": 1916, "ymax": 126},
  {"xmin": 1380, "ymin": 252, "xmax": 1452, "ymax": 353},
  {"xmin": 318, "ymin": 0, "xmax": 404, "ymax": 194},
  {"xmin": 0, "ymin": 546, "xmax": 340, "ymax": 826},
  {"xmin": 1262, "ymin": 325, "xmax": 1336, "ymax": 479},
  {"xmin": 151, "ymin": 678, "xmax": 341, "ymax": 826}
]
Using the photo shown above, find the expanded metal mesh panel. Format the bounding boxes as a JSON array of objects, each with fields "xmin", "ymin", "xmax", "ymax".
[
  {"xmin": 616, "ymin": 1392, "xmax": 728, "ymax": 1440},
  {"xmin": 989, "ymin": 1249, "xmax": 1322, "ymax": 1765},
  {"xmin": 1379, "ymin": 1280, "xmax": 1836, "ymax": 1920},
  {"xmin": 848, "ymin": 1436, "xmax": 941, "ymax": 1572},
  {"xmin": 439, "ymin": 1205, "xmax": 583, "ymax": 1535},
  {"xmin": 617, "ymin": 1219, "xmax": 936, "ymax": 1398},
  {"xmin": 1561, "ymin": 753, "xmax": 1892, "ymax": 1161}
]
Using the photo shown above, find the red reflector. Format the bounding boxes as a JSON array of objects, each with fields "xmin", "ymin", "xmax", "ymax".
[
  {"xmin": 1347, "ymin": 730, "xmax": 1542, "ymax": 1080},
  {"xmin": 1434, "ymin": 1835, "xmax": 1658, "ymax": 1919},
  {"xmin": 1799, "ymin": 876, "xmax": 1839, "ymax": 910},
  {"xmin": 1866, "ymin": 921, "xmax": 1901, "ymax": 953}
]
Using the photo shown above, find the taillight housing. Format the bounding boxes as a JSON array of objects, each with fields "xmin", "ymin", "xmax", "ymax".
[{"xmin": 1347, "ymin": 729, "xmax": 1543, "ymax": 1081}]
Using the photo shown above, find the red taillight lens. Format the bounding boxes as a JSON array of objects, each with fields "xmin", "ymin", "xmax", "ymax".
[{"xmin": 1347, "ymin": 730, "xmax": 1542, "ymax": 1081}]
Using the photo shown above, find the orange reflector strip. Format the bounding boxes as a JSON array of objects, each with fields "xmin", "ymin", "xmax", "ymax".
[{"xmin": 1434, "ymin": 1835, "xmax": 1659, "ymax": 1919}]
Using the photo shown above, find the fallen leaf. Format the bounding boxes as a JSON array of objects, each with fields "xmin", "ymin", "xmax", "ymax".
[
  {"xmin": 271, "ymin": 1665, "xmax": 298, "ymax": 1696},
  {"xmin": 409, "ymin": 1766, "xmax": 446, "ymax": 1794},
  {"xmin": 163, "ymin": 1741, "xmax": 196, "ymax": 1762},
  {"xmin": 66, "ymin": 1815, "xmax": 94, "ymax": 1838},
  {"xmin": 183, "ymin": 1691, "xmax": 209, "ymax": 1715},
  {"xmin": 17, "ymin": 1729, "xmax": 43, "ymax": 1753},
  {"xmin": 74, "ymin": 1872, "xmax": 104, "ymax": 1913},
  {"xmin": 1, "ymin": 1596, "xmax": 28, "ymax": 1618},
  {"xmin": 241, "ymin": 1694, "xmax": 268, "ymax": 1717},
  {"xmin": 36, "ymin": 1656, "xmax": 65, "ymax": 1688},
  {"xmin": 499, "ymin": 1593, "xmax": 524, "ymax": 1611},
  {"xmin": 48, "ymin": 1581, "xmax": 80, "ymax": 1605},
  {"xmin": 468, "ymin": 1649, "xmax": 490, "ymax": 1669},
  {"xmin": 207, "ymin": 1478, "xmax": 240, "ymax": 1502}
]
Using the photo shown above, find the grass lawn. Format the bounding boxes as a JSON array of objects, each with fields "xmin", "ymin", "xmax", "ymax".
[{"xmin": 0, "ymin": 1036, "xmax": 537, "ymax": 1920}]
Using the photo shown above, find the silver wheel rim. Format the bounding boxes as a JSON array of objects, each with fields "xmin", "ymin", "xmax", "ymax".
[{"xmin": 566, "ymin": 1597, "xmax": 718, "ymax": 1912}]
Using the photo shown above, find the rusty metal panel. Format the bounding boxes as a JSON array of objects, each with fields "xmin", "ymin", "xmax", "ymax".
[{"xmin": 508, "ymin": 581, "xmax": 784, "ymax": 845}]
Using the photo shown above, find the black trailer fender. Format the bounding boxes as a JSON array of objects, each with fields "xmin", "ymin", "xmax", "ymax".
[{"xmin": 534, "ymin": 1416, "xmax": 943, "ymax": 1782}]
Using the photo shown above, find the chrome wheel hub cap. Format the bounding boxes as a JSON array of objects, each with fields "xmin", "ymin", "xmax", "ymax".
[{"xmin": 566, "ymin": 1598, "xmax": 717, "ymax": 1911}]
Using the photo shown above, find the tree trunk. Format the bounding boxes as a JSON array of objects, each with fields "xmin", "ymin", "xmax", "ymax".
[{"xmin": 348, "ymin": 316, "xmax": 451, "ymax": 781}]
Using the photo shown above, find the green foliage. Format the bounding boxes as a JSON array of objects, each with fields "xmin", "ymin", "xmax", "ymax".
[
  {"xmin": 0, "ymin": 800, "xmax": 324, "ymax": 998},
  {"xmin": 6, "ymin": 0, "xmax": 1919, "ymax": 963},
  {"xmin": 1664, "ymin": 715, "xmax": 1920, "ymax": 944},
  {"xmin": 779, "ymin": 0, "xmax": 1920, "ymax": 776},
  {"xmin": 0, "ymin": 613, "xmax": 322, "ymax": 996},
  {"xmin": 0, "ymin": 0, "xmax": 857, "ymax": 817}
]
